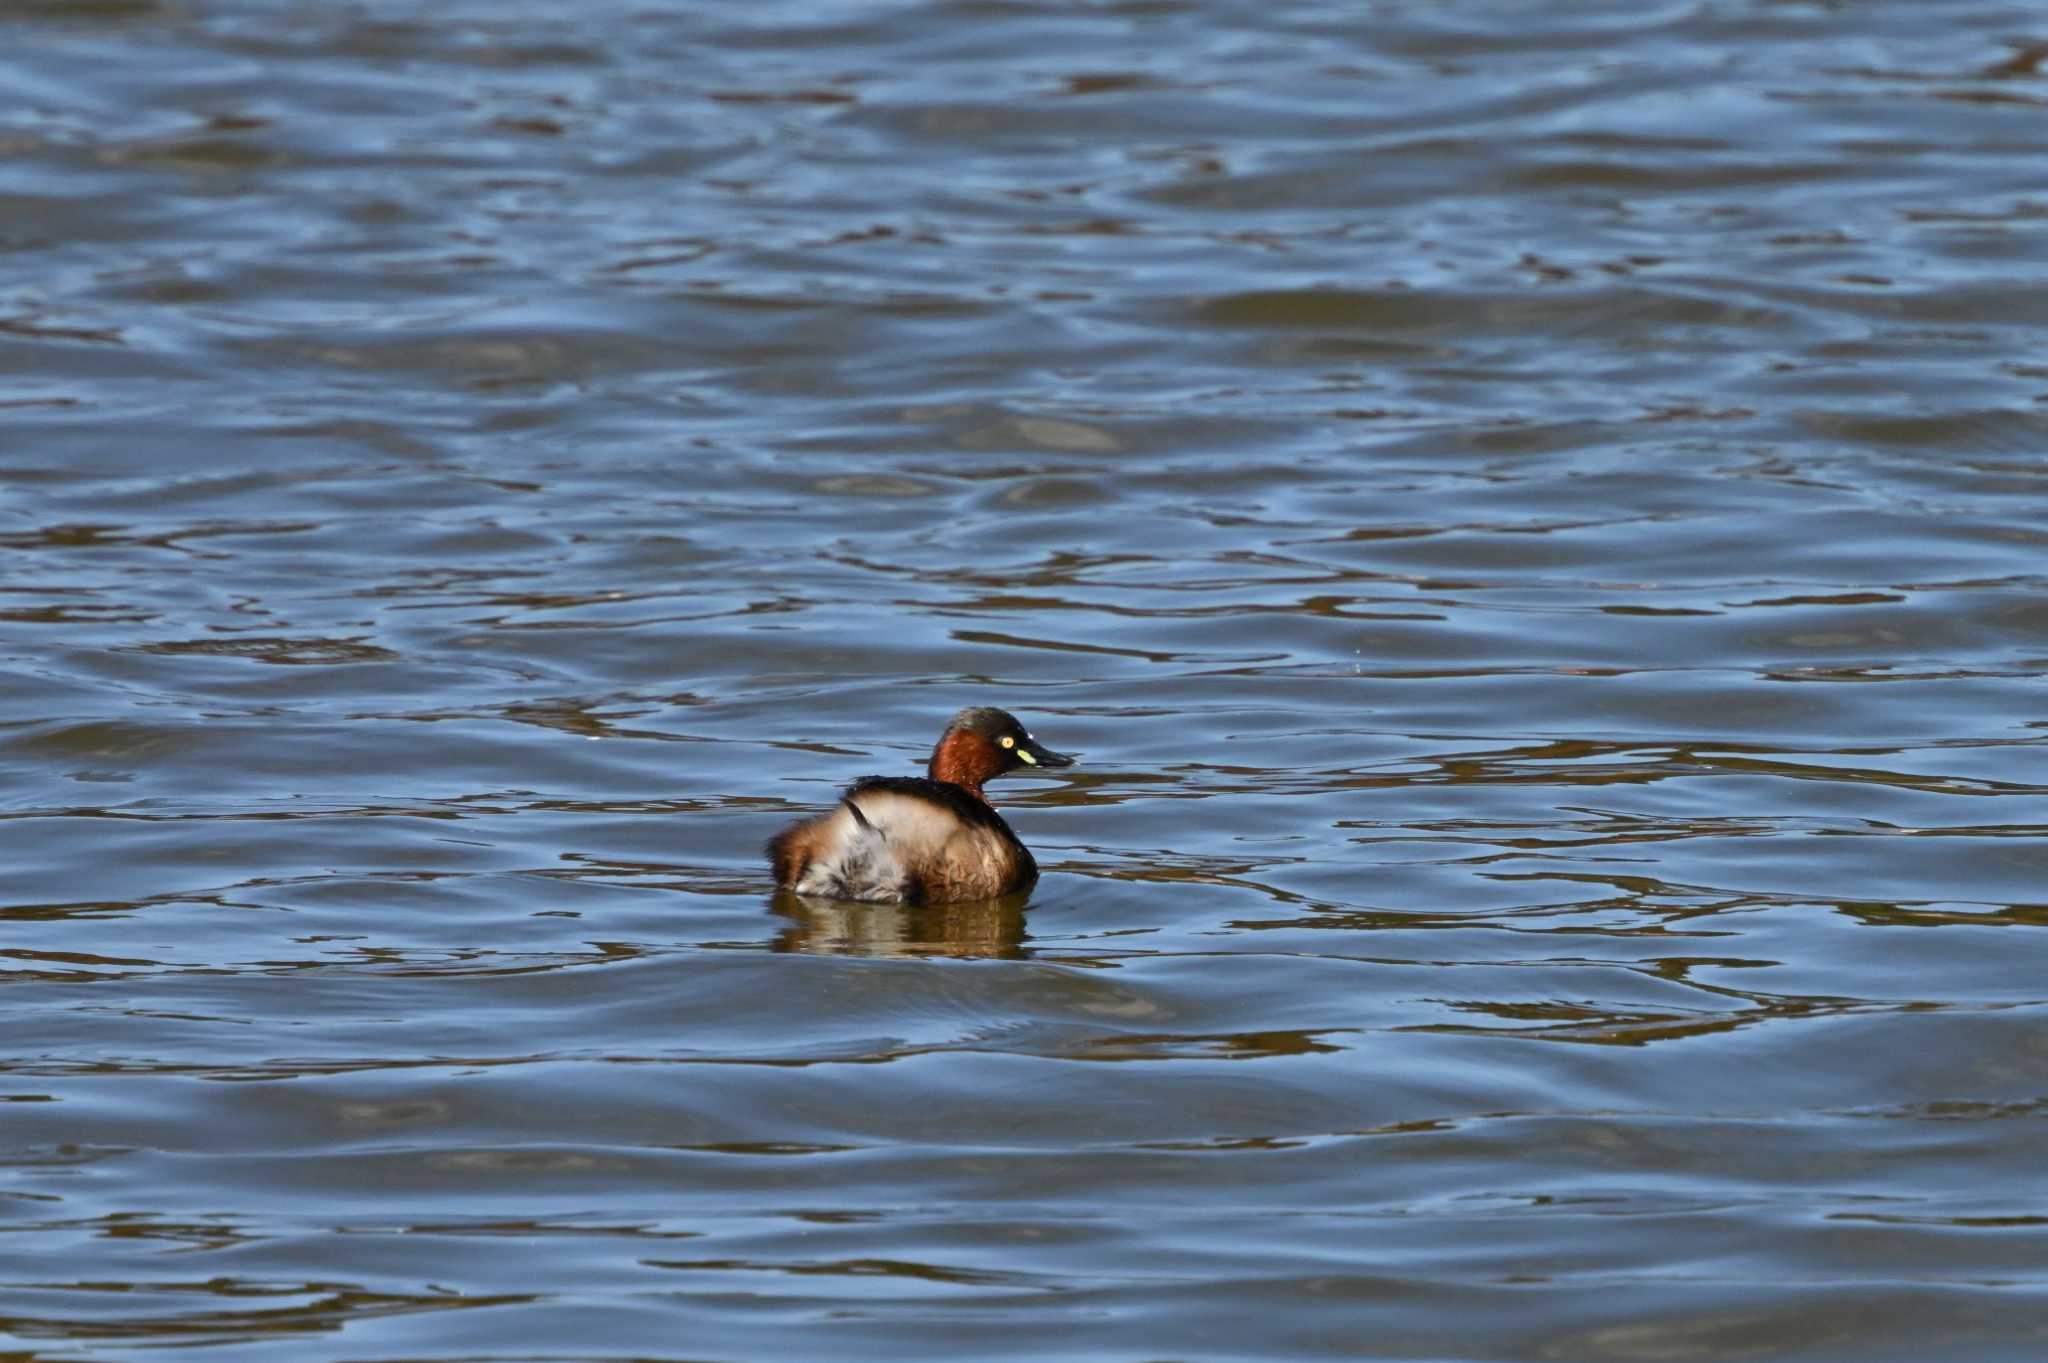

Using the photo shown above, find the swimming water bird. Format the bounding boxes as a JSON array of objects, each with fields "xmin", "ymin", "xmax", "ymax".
[{"xmin": 767, "ymin": 706, "xmax": 1075, "ymax": 904}]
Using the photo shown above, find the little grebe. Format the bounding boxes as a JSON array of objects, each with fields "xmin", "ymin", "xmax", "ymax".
[{"xmin": 767, "ymin": 706, "xmax": 1075, "ymax": 904}]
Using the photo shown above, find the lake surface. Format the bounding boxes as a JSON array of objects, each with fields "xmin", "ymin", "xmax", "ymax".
[{"xmin": 5, "ymin": 1, "xmax": 2048, "ymax": 1359}]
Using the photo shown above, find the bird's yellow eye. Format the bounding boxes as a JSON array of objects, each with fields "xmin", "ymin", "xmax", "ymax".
[{"xmin": 1000, "ymin": 735, "xmax": 1015, "ymax": 749}]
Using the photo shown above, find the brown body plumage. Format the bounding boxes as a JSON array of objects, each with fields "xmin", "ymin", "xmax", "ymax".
[{"xmin": 767, "ymin": 707, "xmax": 1075, "ymax": 904}]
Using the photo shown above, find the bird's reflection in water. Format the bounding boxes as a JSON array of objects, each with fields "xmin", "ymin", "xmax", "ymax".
[{"xmin": 769, "ymin": 892, "xmax": 1031, "ymax": 960}]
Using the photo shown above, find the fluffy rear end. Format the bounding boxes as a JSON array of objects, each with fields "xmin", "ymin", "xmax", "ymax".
[
  {"xmin": 775, "ymin": 800, "xmax": 920, "ymax": 904},
  {"xmin": 770, "ymin": 787, "xmax": 1024, "ymax": 904}
]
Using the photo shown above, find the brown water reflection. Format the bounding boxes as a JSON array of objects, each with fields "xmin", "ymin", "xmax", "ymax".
[{"xmin": 772, "ymin": 893, "xmax": 1031, "ymax": 960}]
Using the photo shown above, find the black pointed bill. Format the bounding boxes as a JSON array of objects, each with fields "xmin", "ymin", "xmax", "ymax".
[{"xmin": 1016, "ymin": 733, "xmax": 1075, "ymax": 768}]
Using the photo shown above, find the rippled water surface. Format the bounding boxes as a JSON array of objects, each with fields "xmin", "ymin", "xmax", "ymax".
[{"xmin": 6, "ymin": 1, "xmax": 2048, "ymax": 1358}]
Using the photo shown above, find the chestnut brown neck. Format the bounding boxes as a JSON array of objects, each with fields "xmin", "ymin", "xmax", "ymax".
[{"xmin": 928, "ymin": 730, "xmax": 1001, "ymax": 800}]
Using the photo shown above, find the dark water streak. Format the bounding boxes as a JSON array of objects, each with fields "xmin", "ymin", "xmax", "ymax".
[{"xmin": 5, "ymin": 0, "xmax": 2048, "ymax": 1359}]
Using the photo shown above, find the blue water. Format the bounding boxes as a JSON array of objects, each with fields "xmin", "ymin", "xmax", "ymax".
[{"xmin": 4, "ymin": 2, "xmax": 2048, "ymax": 1359}]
